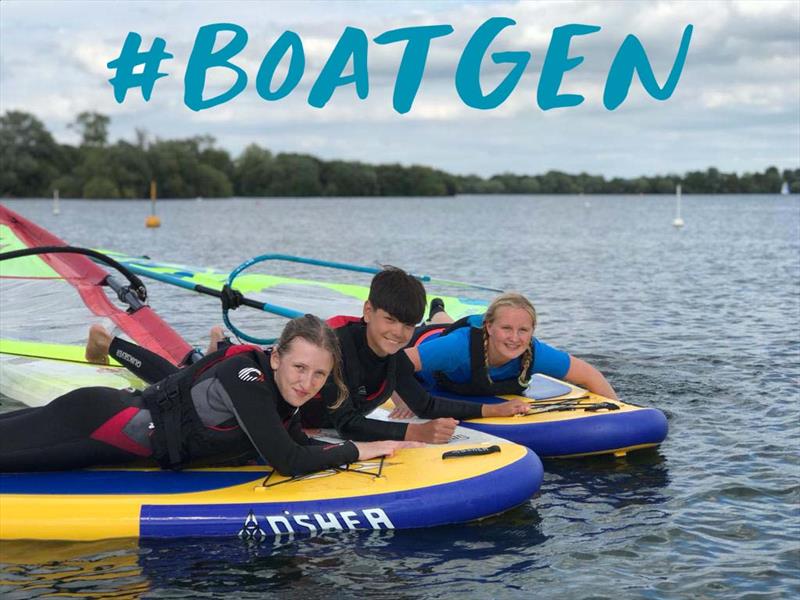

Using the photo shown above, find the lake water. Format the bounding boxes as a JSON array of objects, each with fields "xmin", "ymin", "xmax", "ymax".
[{"xmin": 1, "ymin": 195, "xmax": 798, "ymax": 598}]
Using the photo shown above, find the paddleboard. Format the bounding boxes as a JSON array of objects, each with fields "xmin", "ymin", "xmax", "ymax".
[
  {"xmin": 0, "ymin": 346, "xmax": 543, "ymax": 542},
  {"xmin": 415, "ymin": 375, "xmax": 668, "ymax": 458},
  {"xmin": 0, "ymin": 442, "xmax": 542, "ymax": 541}
]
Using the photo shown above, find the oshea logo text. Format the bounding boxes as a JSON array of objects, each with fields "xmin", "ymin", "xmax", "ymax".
[
  {"xmin": 238, "ymin": 507, "xmax": 394, "ymax": 539},
  {"xmin": 107, "ymin": 18, "xmax": 692, "ymax": 114}
]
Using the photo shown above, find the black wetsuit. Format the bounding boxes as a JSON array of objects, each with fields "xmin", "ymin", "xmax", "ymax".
[
  {"xmin": 299, "ymin": 320, "xmax": 483, "ymax": 441},
  {"xmin": 0, "ymin": 340, "xmax": 357, "ymax": 473}
]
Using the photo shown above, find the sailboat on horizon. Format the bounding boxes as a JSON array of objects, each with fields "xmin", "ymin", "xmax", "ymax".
[
  {"xmin": 780, "ymin": 181, "xmax": 790, "ymax": 195},
  {"xmin": 672, "ymin": 184, "xmax": 684, "ymax": 228}
]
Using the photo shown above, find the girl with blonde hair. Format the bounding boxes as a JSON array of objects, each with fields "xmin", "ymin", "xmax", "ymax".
[{"xmin": 404, "ymin": 292, "xmax": 618, "ymax": 400}]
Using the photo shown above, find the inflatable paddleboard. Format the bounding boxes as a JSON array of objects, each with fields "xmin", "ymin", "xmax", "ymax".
[
  {"xmin": 417, "ymin": 375, "xmax": 668, "ymax": 458},
  {"xmin": 0, "ymin": 442, "xmax": 542, "ymax": 541},
  {"xmin": 0, "ymin": 349, "xmax": 543, "ymax": 543}
]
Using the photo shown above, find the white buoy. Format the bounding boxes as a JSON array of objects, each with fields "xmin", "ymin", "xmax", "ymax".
[
  {"xmin": 52, "ymin": 189, "xmax": 60, "ymax": 215},
  {"xmin": 672, "ymin": 184, "xmax": 684, "ymax": 228}
]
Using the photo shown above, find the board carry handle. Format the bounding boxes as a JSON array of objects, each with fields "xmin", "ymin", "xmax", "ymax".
[{"xmin": 442, "ymin": 445, "xmax": 501, "ymax": 459}]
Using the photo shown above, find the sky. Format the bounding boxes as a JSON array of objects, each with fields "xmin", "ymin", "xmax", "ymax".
[{"xmin": 1, "ymin": 0, "xmax": 798, "ymax": 179}]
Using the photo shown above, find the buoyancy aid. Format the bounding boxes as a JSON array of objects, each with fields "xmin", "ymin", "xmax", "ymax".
[
  {"xmin": 327, "ymin": 316, "xmax": 397, "ymax": 408},
  {"xmin": 141, "ymin": 344, "xmax": 270, "ymax": 470},
  {"xmin": 410, "ymin": 316, "xmax": 534, "ymax": 397}
]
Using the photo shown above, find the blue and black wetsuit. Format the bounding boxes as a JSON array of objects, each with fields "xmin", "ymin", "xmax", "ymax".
[{"xmin": 413, "ymin": 314, "xmax": 570, "ymax": 395}]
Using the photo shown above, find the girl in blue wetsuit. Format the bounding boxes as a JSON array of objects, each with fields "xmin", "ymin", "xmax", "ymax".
[{"xmin": 404, "ymin": 293, "xmax": 618, "ymax": 400}]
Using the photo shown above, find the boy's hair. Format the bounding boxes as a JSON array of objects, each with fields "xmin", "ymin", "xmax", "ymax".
[{"xmin": 368, "ymin": 266, "xmax": 427, "ymax": 325}]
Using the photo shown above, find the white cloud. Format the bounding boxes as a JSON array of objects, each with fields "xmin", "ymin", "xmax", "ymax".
[{"xmin": 1, "ymin": 0, "xmax": 798, "ymax": 177}]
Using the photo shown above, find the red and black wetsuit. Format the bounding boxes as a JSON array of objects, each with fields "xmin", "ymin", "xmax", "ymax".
[
  {"xmin": 299, "ymin": 319, "xmax": 483, "ymax": 441},
  {"xmin": 0, "ymin": 341, "xmax": 357, "ymax": 474}
]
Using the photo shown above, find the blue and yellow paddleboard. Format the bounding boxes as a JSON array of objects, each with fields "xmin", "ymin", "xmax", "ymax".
[
  {"xmin": 0, "ymin": 344, "xmax": 543, "ymax": 542},
  {"xmin": 413, "ymin": 375, "xmax": 668, "ymax": 459},
  {"xmin": 0, "ymin": 443, "xmax": 542, "ymax": 541}
]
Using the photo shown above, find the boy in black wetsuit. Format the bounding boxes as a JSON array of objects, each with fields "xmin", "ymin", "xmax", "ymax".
[{"xmin": 299, "ymin": 267, "xmax": 528, "ymax": 443}]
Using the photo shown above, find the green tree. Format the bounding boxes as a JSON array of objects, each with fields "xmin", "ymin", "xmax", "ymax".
[
  {"xmin": 0, "ymin": 111, "xmax": 62, "ymax": 196},
  {"xmin": 234, "ymin": 144, "xmax": 274, "ymax": 196},
  {"xmin": 405, "ymin": 165, "xmax": 449, "ymax": 196},
  {"xmin": 538, "ymin": 170, "xmax": 581, "ymax": 193},
  {"xmin": 107, "ymin": 141, "xmax": 152, "ymax": 198},
  {"xmin": 376, "ymin": 163, "xmax": 410, "ymax": 195},
  {"xmin": 762, "ymin": 166, "xmax": 783, "ymax": 194},
  {"xmin": 72, "ymin": 112, "xmax": 110, "ymax": 147},
  {"xmin": 147, "ymin": 138, "xmax": 232, "ymax": 198},
  {"xmin": 321, "ymin": 160, "xmax": 379, "ymax": 196},
  {"xmin": 83, "ymin": 176, "xmax": 120, "ymax": 199},
  {"xmin": 267, "ymin": 153, "xmax": 322, "ymax": 196}
]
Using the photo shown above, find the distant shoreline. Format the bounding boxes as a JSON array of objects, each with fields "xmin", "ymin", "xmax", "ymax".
[
  {"xmin": 2, "ymin": 192, "xmax": 795, "ymax": 201},
  {"xmin": 2, "ymin": 110, "xmax": 798, "ymax": 198}
]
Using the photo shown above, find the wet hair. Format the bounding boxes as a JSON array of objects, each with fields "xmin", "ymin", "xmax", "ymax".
[
  {"xmin": 367, "ymin": 266, "xmax": 427, "ymax": 326},
  {"xmin": 482, "ymin": 292, "xmax": 537, "ymax": 387},
  {"xmin": 274, "ymin": 314, "xmax": 348, "ymax": 408}
]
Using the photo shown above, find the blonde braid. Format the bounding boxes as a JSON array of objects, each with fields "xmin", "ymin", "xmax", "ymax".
[
  {"xmin": 482, "ymin": 323, "xmax": 494, "ymax": 383},
  {"xmin": 517, "ymin": 346, "xmax": 533, "ymax": 388}
]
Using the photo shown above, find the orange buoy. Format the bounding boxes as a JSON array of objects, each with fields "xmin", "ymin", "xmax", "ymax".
[{"xmin": 146, "ymin": 180, "xmax": 161, "ymax": 228}]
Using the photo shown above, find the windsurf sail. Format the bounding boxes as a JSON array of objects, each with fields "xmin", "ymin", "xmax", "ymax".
[
  {"xmin": 100, "ymin": 250, "xmax": 492, "ymax": 343},
  {"xmin": 0, "ymin": 204, "xmax": 192, "ymax": 406}
]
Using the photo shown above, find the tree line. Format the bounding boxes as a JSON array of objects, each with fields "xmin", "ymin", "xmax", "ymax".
[{"xmin": 1, "ymin": 111, "xmax": 797, "ymax": 199}]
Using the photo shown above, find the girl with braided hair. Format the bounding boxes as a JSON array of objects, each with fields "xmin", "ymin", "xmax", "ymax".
[{"xmin": 403, "ymin": 292, "xmax": 618, "ymax": 403}]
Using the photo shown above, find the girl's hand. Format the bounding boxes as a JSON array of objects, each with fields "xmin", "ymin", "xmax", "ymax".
[{"xmin": 481, "ymin": 399, "xmax": 529, "ymax": 417}]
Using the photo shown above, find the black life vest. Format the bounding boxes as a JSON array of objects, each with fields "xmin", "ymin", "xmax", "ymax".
[
  {"xmin": 411, "ymin": 316, "xmax": 534, "ymax": 397},
  {"xmin": 327, "ymin": 316, "xmax": 397, "ymax": 410},
  {"xmin": 142, "ymin": 344, "xmax": 274, "ymax": 470}
]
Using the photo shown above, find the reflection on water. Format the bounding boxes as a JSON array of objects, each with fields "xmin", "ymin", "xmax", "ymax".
[
  {"xmin": 0, "ymin": 539, "xmax": 146, "ymax": 599},
  {"xmin": 0, "ymin": 508, "xmax": 546, "ymax": 599}
]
